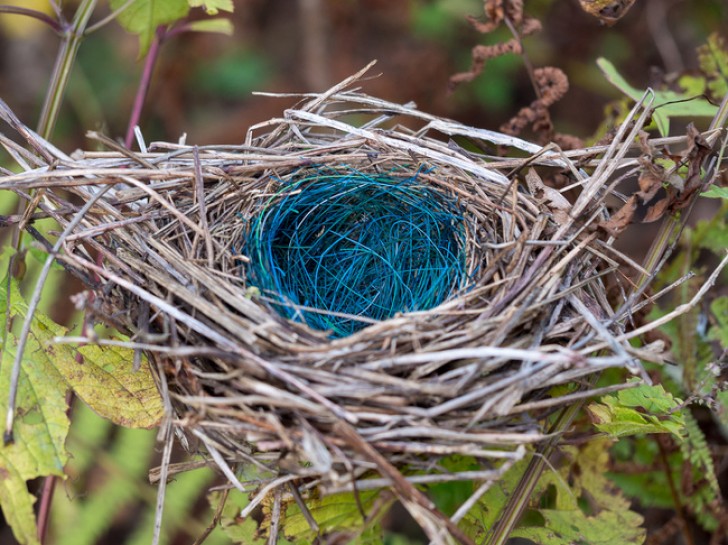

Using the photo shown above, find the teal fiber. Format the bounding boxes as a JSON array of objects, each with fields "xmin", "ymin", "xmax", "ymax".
[{"xmin": 245, "ymin": 168, "xmax": 467, "ymax": 338}]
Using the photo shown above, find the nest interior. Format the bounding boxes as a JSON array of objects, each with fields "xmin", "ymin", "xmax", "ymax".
[
  {"xmin": 244, "ymin": 165, "xmax": 469, "ymax": 338},
  {"xmin": 0, "ymin": 68, "xmax": 673, "ymax": 533}
]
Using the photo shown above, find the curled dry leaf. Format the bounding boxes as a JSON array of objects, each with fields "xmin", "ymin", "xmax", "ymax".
[
  {"xmin": 600, "ymin": 124, "xmax": 715, "ymax": 235},
  {"xmin": 500, "ymin": 67, "xmax": 570, "ymax": 144},
  {"xmin": 578, "ymin": 0, "xmax": 638, "ymax": 26},
  {"xmin": 449, "ymin": 0, "xmax": 541, "ymax": 90}
]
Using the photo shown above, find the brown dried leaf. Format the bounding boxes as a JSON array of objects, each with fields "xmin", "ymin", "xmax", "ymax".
[
  {"xmin": 675, "ymin": 123, "xmax": 714, "ymax": 207},
  {"xmin": 450, "ymin": 0, "xmax": 540, "ymax": 90},
  {"xmin": 500, "ymin": 67, "xmax": 569, "ymax": 143},
  {"xmin": 449, "ymin": 41, "xmax": 522, "ymax": 87},
  {"xmin": 600, "ymin": 195, "xmax": 638, "ymax": 236},
  {"xmin": 578, "ymin": 0, "xmax": 638, "ymax": 26}
]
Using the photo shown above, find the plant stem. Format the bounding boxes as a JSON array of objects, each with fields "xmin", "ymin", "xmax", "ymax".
[
  {"xmin": 0, "ymin": 5, "xmax": 63, "ymax": 33},
  {"xmin": 125, "ymin": 26, "xmax": 165, "ymax": 149},
  {"xmin": 484, "ymin": 382, "xmax": 590, "ymax": 545},
  {"xmin": 657, "ymin": 437, "xmax": 695, "ymax": 545},
  {"xmin": 37, "ymin": 0, "xmax": 98, "ymax": 139}
]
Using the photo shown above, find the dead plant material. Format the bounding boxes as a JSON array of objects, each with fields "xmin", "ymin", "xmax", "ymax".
[
  {"xmin": 578, "ymin": 0, "xmax": 638, "ymax": 26},
  {"xmin": 499, "ymin": 66, "xmax": 580, "ymax": 147},
  {"xmin": 599, "ymin": 123, "xmax": 717, "ymax": 236},
  {"xmin": 0, "ymin": 65, "xmax": 718, "ymax": 541},
  {"xmin": 449, "ymin": 0, "xmax": 541, "ymax": 90}
]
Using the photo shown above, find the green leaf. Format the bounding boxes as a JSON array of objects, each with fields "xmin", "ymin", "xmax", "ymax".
[
  {"xmin": 281, "ymin": 489, "xmax": 385, "ymax": 543},
  {"xmin": 697, "ymin": 33, "xmax": 728, "ymax": 100},
  {"xmin": 597, "ymin": 57, "xmax": 719, "ymax": 136},
  {"xmin": 701, "ymin": 186, "xmax": 728, "ymax": 199},
  {"xmin": 708, "ymin": 296, "xmax": 728, "ymax": 348},
  {"xmin": 208, "ymin": 489, "xmax": 267, "ymax": 544},
  {"xmin": 188, "ymin": 0, "xmax": 233, "ymax": 15},
  {"xmin": 73, "ymin": 343, "xmax": 164, "ymax": 428},
  {"xmin": 187, "ymin": 17, "xmax": 234, "ymax": 35},
  {"xmin": 0, "ymin": 281, "xmax": 70, "ymax": 545},
  {"xmin": 514, "ymin": 508, "xmax": 645, "ymax": 545},
  {"xmin": 0, "ymin": 458, "xmax": 40, "ymax": 545},
  {"xmin": 461, "ymin": 439, "xmax": 645, "ymax": 545},
  {"xmin": 680, "ymin": 413, "xmax": 720, "ymax": 531},
  {"xmin": 14, "ymin": 298, "xmax": 164, "ymax": 428},
  {"xmin": 587, "ymin": 383, "xmax": 685, "ymax": 438},
  {"xmin": 110, "ymin": 0, "xmax": 190, "ymax": 56},
  {"xmin": 515, "ymin": 439, "xmax": 645, "ymax": 545},
  {"xmin": 3, "ymin": 276, "xmax": 163, "ymax": 428}
]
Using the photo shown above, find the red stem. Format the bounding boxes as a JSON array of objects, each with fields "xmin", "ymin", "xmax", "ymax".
[
  {"xmin": 37, "ymin": 390, "xmax": 75, "ymax": 544},
  {"xmin": 36, "ymin": 476, "xmax": 57, "ymax": 544},
  {"xmin": 124, "ymin": 26, "xmax": 166, "ymax": 149}
]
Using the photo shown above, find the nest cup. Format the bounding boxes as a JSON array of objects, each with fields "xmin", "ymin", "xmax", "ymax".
[
  {"xmin": 244, "ymin": 166, "xmax": 468, "ymax": 337},
  {"xmin": 0, "ymin": 66, "xmax": 667, "ymax": 537}
]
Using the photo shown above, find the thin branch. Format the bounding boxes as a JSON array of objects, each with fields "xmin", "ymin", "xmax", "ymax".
[
  {"xmin": 0, "ymin": 5, "xmax": 63, "ymax": 33},
  {"xmin": 84, "ymin": 0, "xmax": 135, "ymax": 34},
  {"xmin": 4, "ymin": 184, "xmax": 112, "ymax": 444}
]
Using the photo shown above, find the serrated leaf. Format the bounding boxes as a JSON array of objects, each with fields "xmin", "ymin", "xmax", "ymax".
[
  {"xmin": 110, "ymin": 0, "xmax": 190, "ymax": 56},
  {"xmin": 73, "ymin": 344, "xmax": 164, "ymax": 428},
  {"xmin": 187, "ymin": 18, "xmax": 233, "ymax": 35},
  {"xmin": 587, "ymin": 383, "xmax": 685, "ymax": 438},
  {"xmin": 515, "ymin": 439, "xmax": 645, "ymax": 545},
  {"xmin": 188, "ymin": 0, "xmax": 233, "ymax": 15},
  {"xmin": 281, "ymin": 489, "xmax": 383, "ymax": 543},
  {"xmin": 597, "ymin": 57, "xmax": 718, "ymax": 136},
  {"xmin": 514, "ymin": 507, "xmax": 645, "ymax": 545},
  {"xmin": 462, "ymin": 438, "xmax": 645, "ymax": 545},
  {"xmin": 3, "ymin": 276, "xmax": 163, "ymax": 428},
  {"xmin": 701, "ymin": 186, "xmax": 728, "ymax": 199},
  {"xmin": 0, "ymin": 280, "xmax": 70, "ymax": 545},
  {"xmin": 459, "ymin": 457, "xmax": 548, "ymax": 541}
]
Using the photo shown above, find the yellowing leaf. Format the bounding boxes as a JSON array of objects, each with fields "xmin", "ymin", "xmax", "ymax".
[
  {"xmin": 188, "ymin": 0, "xmax": 234, "ymax": 15},
  {"xmin": 74, "ymin": 344, "xmax": 164, "ymax": 428},
  {"xmin": 110, "ymin": 0, "xmax": 190, "ymax": 56},
  {"xmin": 28, "ymin": 307, "xmax": 163, "ymax": 429},
  {"xmin": 3, "ymin": 276, "xmax": 163, "ymax": 428},
  {"xmin": 0, "ymin": 287, "xmax": 70, "ymax": 545},
  {"xmin": 461, "ymin": 438, "xmax": 646, "ymax": 545},
  {"xmin": 0, "ymin": 0, "xmax": 54, "ymax": 38},
  {"xmin": 0, "ymin": 456, "xmax": 41, "ymax": 545},
  {"xmin": 281, "ymin": 490, "xmax": 383, "ymax": 542},
  {"xmin": 187, "ymin": 18, "xmax": 234, "ymax": 36}
]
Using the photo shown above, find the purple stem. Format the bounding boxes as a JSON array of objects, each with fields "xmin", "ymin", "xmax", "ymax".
[
  {"xmin": 124, "ymin": 25, "xmax": 166, "ymax": 149},
  {"xmin": 0, "ymin": 6, "xmax": 63, "ymax": 33}
]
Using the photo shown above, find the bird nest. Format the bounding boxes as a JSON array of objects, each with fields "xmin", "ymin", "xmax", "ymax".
[{"xmin": 0, "ymin": 67, "xmax": 681, "ymax": 539}]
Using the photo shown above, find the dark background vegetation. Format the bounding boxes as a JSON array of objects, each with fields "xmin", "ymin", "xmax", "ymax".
[{"xmin": 0, "ymin": 1, "xmax": 726, "ymax": 544}]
